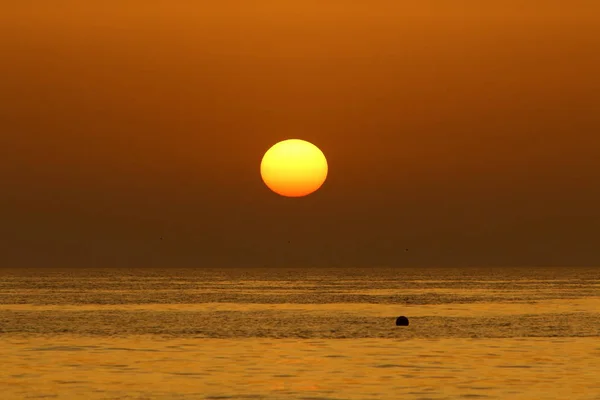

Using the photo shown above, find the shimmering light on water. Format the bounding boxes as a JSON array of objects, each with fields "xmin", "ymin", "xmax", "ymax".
[{"xmin": 0, "ymin": 267, "xmax": 598, "ymax": 399}]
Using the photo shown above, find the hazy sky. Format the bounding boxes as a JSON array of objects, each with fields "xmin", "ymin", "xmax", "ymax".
[{"xmin": 1, "ymin": 1, "xmax": 599, "ymax": 268}]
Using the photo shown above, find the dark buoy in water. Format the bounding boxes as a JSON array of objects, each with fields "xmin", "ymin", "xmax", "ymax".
[{"xmin": 396, "ymin": 316, "xmax": 409, "ymax": 326}]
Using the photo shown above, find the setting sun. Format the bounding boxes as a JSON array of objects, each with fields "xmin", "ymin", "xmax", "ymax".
[{"xmin": 260, "ymin": 139, "xmax": 328, "ymax": 197}]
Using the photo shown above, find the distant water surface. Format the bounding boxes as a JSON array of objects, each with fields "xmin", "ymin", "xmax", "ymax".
[{"xmin": 0, "ymin": 267, "xmax": 598, "ymax": 399}]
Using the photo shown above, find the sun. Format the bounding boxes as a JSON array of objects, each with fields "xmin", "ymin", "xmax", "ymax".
[{"xmin": 260, "ymin": 139, "xmax": 328, "ymax": 197}]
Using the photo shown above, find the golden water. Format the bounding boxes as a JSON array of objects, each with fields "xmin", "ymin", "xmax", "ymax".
[{"xmin": 1, "ymin": 267, "xmax": 598, "ymax": 399}]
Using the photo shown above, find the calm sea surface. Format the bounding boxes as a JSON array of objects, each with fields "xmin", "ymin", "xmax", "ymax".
[{"xmin": 0, "ymin": 267, "xmax": 599, "ymax": 399}]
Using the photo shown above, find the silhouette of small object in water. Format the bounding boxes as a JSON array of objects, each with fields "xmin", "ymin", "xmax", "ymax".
[{"xmin": 396, "ymin": 316, "xmax": 409, "ymax": 326}]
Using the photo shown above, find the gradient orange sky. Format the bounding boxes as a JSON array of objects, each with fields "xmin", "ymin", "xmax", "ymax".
[{"xmin": 1, "ymin": 1, "xmax": 599, "ymax": 268}]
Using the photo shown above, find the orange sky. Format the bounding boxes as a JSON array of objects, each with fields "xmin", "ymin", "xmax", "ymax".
[{"xmin": 1, "ymin": 1, "xmax": 599, "ymax": 268}]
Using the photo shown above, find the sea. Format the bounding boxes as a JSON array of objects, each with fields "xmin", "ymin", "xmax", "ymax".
[{"xmin": 0, "ymin": 266, "xmax": 598, "ymax": 399}]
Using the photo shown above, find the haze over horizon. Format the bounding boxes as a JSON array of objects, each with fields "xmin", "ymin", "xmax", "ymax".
[{"xmin": 1, "ymin": 1, "xmax": 599, "ymax": 268}]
